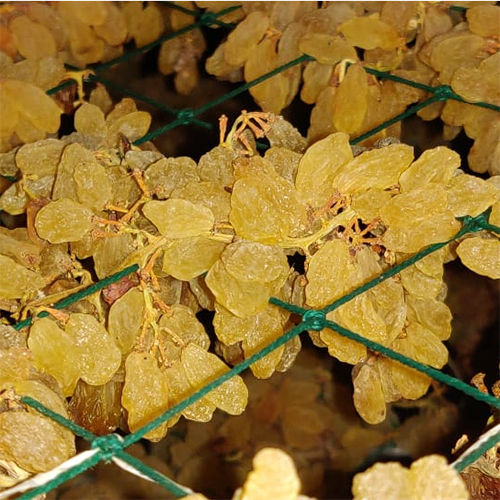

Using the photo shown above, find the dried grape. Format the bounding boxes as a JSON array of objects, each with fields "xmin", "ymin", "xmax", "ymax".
[
  {"xmin": 336, "ymin": 144, "xmax": 414, "ymax": 194},
  {"xmin": 181, "ymin": 343, "xmax": 248, "ymax": 415},
  {"xmin": 398, "ymin": 147, "xmax": 460, "ymax": 193},
  {"xmin": 65, "ymin": 313, "xmax": 121, "ymax": 386},
  {"xmin": 339, "ymin": 16, "xmax": 402, "ymax": 50},
  {"xmin": 74, "ymin": 102, "xmax": 106, "ymax": 137},
  {"xmin": 224, "ymin": 11, "xmax": 269, "ymax": 66},
  {"xmin": 381, "ymin": 185, "xmax": 460, "ymax": 253},
  {"xmin": 446, "ymin": 174, "xmax": 499, "ymax": 218},
  {"xmin": 353, "ymin": 363, "xmax": 386, "ymax": 424},
  {"xmin": 306, "ymin": 239, "xmax": 353, "ymax": 307},
  {"xmin": 143, "ymin": 199, "xmax": 215, "ymax": 239},
  {"xmin": 0, "ymin": 411, "xmax": 75, "ymax": 473},
  {"xmin": 352, "ymin": 462, "xmax": 412, "ymax": 500},
  {"xmin": 221, "ymin": 240, "xmax": 288, "ymax": 284},
  {"xmin": 237, "ymin": 447, "xmax": 300, "ymax": 500},
  {"xmin": 162, "ymin": 236, "xmax": 226, "ymax": 281},
  {"xmin": 466, "ymin": 5, "xmax": 500, "ymax": 37},
  {"xmin": 406, "ymin": 295, "xmax": 452, "ymax": 341},
  {"xmin": 206, "ymin": 260, "xmax": 273, "ymax": 318},
  {"xmin": 159, "ymin": 304, "xmax": 210, "ymax": 351},
  {"xmin": 295, "ymin": 132, "xmax": 352, "ymax": 207},
  {"xmin": 300, "ymin": 33, "xmax": 356, "ymax": 65},
  {"xmin": 164, "ymin": 359, "xmax": 216, "ymax": 423},
  {"xmin": 28, "ymin": 317, "xmax": 81, "ymax": 396},
  {"xmin": 73, "ymin": 158, "xmax": 112, "ymax": 212},
  {"xmin": 16, "ymin": 139, "xmax": 65, "ymax": 177},
  {"xmin": 0, "ymin": 254, "xmax": 44, "ymax": 299},
  {"xmin": 10, "ymin": 15, "xmax": 57, "ymax": 60},
  {"xmin": 1, "ymin": 79, "xmax": 61, "ymax": 133},
  {"xmin": 122, "ymin": 351, "xmax": 169, "ymax": 441},
  {"xmin": 333, "ymin": 64, "xmax": 368, "ymax": 135},
  {"xmin": 69, "ymin": 378, "xmax": 122, "ymax": 435},
  {"xmin": 456, "ymin": 237, "xmax": 500, "ymax": 279},
  {"xmin": 35, "ymin": 198, "xmax": 93, "ymax": 244}
]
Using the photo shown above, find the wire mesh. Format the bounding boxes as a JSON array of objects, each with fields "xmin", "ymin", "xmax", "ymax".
[{"xmin": 1, "ymin": 2, "xmax": 500, "ymax": 499}]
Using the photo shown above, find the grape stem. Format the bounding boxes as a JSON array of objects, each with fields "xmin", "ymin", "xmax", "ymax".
[{"xmin": 280, "ymin": 207, "xmax": 356, "ymax": 252}]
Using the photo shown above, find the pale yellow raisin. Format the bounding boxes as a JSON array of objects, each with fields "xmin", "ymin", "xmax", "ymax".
[
  {"xmin": 122, "ymin": 351, "xmax": 169, "ymax": 441},
  {"xmin": 181, "ymin": 343, "xmax": 248, "ymax": 415},
  {"xmin": 28, "ymin": 318, "xmax": 81, "ymax": 396},
  {"xmin": 352, "ymin": 363, "xmax": 386, "ymax": 424},
  {"xmin": 456, "ymin": 237, "xmax": 500, "ymax": 279},
  {"xmin": 35, "ymin": 198, "xmax": 93, "ymax": 244},
  {"xmin": 295, "ymin": 132, "xmax": 352, "ymax": 207},
  {"xmin": 65, "ymin": 313, "xmax": 121, "ymax": 386}
]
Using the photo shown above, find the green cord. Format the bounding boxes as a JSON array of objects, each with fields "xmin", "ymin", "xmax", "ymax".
[
  {"xmin": 9, "ymin": 3, "xmax": 500, "ymax": 496},
  {"xmin": 114, "ymin": 451, "xmax": 192, "ymax": 497},
  {"xmin": 323, "ymin": 318, "xmax": 500, "ymax": 409},
  {"xmin": 18, "ymin": 452, "xmax": 103, "ymax": 500},
  {"xmin": 21, "ymin": 396, "xmax": 96, "ymax": 441},
  {"xmin": 93, "ymin": 5, "xmax": 241, "ymax": 72},
  {"xmin": 13, "ymin": 264, "xmax": 139, "ymax": 331},
  {"xmin": 88, "ymin": 74, "xmax": 213, "ymax": 130},
  {"xmin": 351, "ymin": 94, "xmax": 442, "ymax": 145},
  {"xmin": 453, "ymin": 427, "xmax": 500, "ymax": 472},
  {"xmin": 135, "ymin": 54, "xmax": 312, "ymax": 145}
]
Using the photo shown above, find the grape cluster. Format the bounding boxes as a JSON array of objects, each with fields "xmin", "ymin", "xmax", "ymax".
[
  {"xmin": 0, "ymin": 1, "xmax": 499, "ymax": 494},
  {"xmin": 0, "ymin": 101, "xmax": 498, "ymax": 484},
  {"xmin": 0, "ymin": 1, "xmax": 220, "ymax": 151},
  {"xmin": 205, "ymin": 2, "xmax": 500, "ymax": 172}
]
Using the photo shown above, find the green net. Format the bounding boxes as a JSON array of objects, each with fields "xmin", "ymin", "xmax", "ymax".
[{"xmin": 2, "ymin": 3, "xmax": 500, "ymax": 499}]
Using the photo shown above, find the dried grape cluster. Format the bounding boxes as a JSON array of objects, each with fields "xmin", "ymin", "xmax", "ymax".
[
  {"xmin": 54, "ymin": 349, "xmax": 467, "ymax": 498},
  {"xmin": 0, "ymin": 1, "xmax": 499, "ymax": 498},
  {"xmin": 0, "ymin": 97, "xmax": 499, "ymax": 488},
  {"xmin": 206, "ymin": 2, "xmax": 500, "ymax": 173},
  {"xmin": 0, "ymin": 1, "xmax": 238, "ymax": 151}
]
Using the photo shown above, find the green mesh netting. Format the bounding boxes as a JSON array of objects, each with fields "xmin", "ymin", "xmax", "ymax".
[{"xmin": 2, "ymin": 3, "xmax": 500, "ymax": 499}]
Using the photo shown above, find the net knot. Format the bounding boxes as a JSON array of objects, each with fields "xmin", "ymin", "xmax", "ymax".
[
  {"xmin": 434, "ymin": 85, "xmax": 456, "ymax": 101},
  {"xmin": 302, "ymin": 310, "xmax": 326, "ymax": 331},
  {"xmin": 459, "ymin": 210, "xmax": 491, "ymax": 233},
  {"xmin": 92, "ymin": 434, "xmax": 123, "ymax": 461},
  {"xmin": 176, "ymin": 108, "xmax": 195, "ymax": 125},
  {"xmin": 198, "ymin": 11, "xmax": 218, "ymax": 27}
]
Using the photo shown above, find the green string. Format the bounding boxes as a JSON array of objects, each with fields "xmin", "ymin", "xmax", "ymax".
[
  {"xmin": 323, "ymin": 318, "xmax": 500, "ymax": 409},
  {"xmin": 114, "ymin": 450, "xmax": 192, "ymax": 497},
  {"xmin": 20, "ymin": 396, "xmax": 190, "ymax": 497},
  {"xmin": 13, "ymin": 264, "xmax": 139, "ymax": 331},
  {"xmin": 46, "ymin": 79, "xmax": 74, "ymax": 96},
  {"xmin": 12, "ymin": 210, "xmax": 500, "ymax": 497},
  {"xmin": 87, "ymin": 74, "xmax": 213, "ymax": 130},
  {"xmin": 0, "ymin": 174, "xmax": 17, "ymax": 182},
  {"xmin": 453, "ymin": 427, "xmax": 500, "ymax": 472},
  {"xmin": 93, "ymin": 5, "xmax": 241, "ymax": 72},
  {"xmin": 321, "ymin": 215, "xmax": 485, "ymax": 315},
  {"xmin": 18, "ymin": 453, "xmax": 103, "ymax": 500},
  {"xmin": 163, "ymin": 0, "xmax": 237, "ymax": 29},
  {"xmin": 363, "ymin": 67, "xmax": 500, "ymax": 112},
  {"xmin": 134, "ymin": 54, "xmax": 312, "ymax": 145}
]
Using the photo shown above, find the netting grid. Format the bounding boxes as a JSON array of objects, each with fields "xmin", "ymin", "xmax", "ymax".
[{"xmin": 0, "ymin": 2, "xmax": 499, "ymax": 499}]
